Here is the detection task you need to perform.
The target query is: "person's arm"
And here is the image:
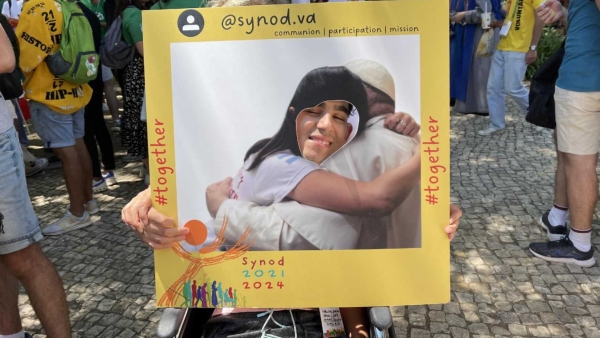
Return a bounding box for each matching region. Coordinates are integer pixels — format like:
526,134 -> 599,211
536,0 -> 568,26
0,24 -> 15,73
340,308 -> 369,338
134,40 -> 144,57
122,187 -> 463,248
383,112 -> 420,137
596,0 -> 600,12
125,9 -> 144,56
526,15 -> 545,65
287,147 -> 421,217
463,0 -> 487,24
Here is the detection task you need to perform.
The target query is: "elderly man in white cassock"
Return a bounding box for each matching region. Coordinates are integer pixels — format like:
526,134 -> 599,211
206,59 -> 422,250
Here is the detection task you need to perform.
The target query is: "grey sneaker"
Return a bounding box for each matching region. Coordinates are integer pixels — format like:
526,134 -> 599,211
42,211 -> 93,236
67,199 -> 100,215
529,237 -> 595,268
477,127 -> 503,136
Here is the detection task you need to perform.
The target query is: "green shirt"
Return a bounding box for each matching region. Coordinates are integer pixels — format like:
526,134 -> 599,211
122,7 -> 143,45
81,0 -> 107,42
150,0 -> 206,10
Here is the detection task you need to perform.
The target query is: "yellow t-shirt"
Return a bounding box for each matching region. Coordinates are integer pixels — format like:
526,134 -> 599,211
16,0 -> 92,114
496,0 -> 544,53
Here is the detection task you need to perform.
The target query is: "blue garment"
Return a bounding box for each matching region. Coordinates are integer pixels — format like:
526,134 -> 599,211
490,0 -> 505,20
557,0 -> 600,92
211,283 -> 218,307
450,0 -> 477,102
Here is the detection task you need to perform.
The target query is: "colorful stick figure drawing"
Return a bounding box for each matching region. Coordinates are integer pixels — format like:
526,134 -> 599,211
195,285 -> 202,307
233,289 -> 238,307
211,281 -> 218,307
192,280 -> 197,307
182,280 -> 191,307
223,287 -> 234,306
201,283 -> 208,307
217,282 -> 224,307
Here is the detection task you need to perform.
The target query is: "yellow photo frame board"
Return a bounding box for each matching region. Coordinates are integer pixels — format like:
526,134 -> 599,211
143,0 -> 449,308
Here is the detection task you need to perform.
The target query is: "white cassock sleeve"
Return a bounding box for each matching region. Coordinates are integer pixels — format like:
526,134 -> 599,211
214,199 -> 361,251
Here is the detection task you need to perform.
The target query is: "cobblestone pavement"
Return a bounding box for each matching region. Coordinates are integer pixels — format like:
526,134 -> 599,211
19,100 -> 600,337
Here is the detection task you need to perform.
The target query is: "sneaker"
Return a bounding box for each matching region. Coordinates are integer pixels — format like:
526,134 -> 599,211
539,210 -> 568,241
139,165 -> 148,178
529,237 -> 596,268
25,157 -> 49,177
42,210 -> 93,236
123,154 -> 142,163
68,199 -> 100,215
46,155 -> 62,169
111,119 -> 121,133
85,199 -> 100,215
93,178 -> 108,193
477,127 -> 503,136
102,102 -> 109,112
102,171 -> 117,185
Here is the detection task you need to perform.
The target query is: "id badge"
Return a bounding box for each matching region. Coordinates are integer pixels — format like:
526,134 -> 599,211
499,20 -> 512,36
319,308 -> 346,338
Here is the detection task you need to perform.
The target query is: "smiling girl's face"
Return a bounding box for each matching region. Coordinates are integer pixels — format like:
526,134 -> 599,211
295,100 -> 353,165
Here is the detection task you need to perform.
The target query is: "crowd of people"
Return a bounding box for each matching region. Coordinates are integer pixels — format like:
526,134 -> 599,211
450,0 -> 600,267
0,0 -> 597,336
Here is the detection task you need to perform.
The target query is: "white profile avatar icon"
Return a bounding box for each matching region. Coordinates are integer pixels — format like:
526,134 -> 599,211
182,15 -> 200,31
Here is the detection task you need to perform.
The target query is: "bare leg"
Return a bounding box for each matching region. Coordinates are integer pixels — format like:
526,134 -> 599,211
75,138 -> 93,203
0,244 -> 71,338
564,152 -> 598,231
53,146 -> 85,217
0,263 -> 22,335
553,131 -> 568,207
104,80 -> 120,122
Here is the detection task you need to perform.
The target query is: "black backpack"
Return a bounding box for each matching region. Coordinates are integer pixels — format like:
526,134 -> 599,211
526,42 -> 566,130
0,15 -> 23,100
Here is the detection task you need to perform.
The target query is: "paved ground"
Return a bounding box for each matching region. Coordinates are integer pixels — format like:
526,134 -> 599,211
19,99 -> 600,337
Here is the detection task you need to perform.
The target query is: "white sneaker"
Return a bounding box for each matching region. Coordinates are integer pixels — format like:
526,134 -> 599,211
477,127 -> 503,136
25,158 -> 49,177
102,171 -> 117,185
123,154 -> 142,163
42,211 -> 92,236
93,178 -> 108,193
67,199 -> 100,215
102,102 -> 109,112
111,119 -> 121,133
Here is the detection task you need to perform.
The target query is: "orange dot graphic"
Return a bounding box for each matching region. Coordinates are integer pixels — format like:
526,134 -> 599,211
184,220 -> 208,246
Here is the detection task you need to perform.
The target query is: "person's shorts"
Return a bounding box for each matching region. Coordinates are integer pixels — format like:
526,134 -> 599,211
29,101 -> 85,149
0,127 -> 42,255
101,64 -> 114,82
555,86 -> 600,155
